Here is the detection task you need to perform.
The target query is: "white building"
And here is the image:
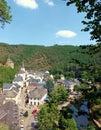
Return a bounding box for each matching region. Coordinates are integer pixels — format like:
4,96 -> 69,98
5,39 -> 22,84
28,86 -> 47,106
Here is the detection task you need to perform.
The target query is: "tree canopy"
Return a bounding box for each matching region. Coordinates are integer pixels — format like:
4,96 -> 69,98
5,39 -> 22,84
0,0 -> 12,28
50,86 -> 69,105
45,78 -> 55,95
66,0 -> 101,44
38,103 -> 59,130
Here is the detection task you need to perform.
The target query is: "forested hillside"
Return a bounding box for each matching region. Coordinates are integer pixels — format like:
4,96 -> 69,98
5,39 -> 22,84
0,43 -> 101,83
0,43 -> 97,68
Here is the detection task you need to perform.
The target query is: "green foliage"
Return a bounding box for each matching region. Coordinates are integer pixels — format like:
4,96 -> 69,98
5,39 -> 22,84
60,107 -> 73,119
0,43 -> 101,83
0,0 -> 12,28
0,66 -> 18,87
54,73 -> 61,81
23,111 -> 28,117
38,103 -> 59,130
66,0 -> 101,44
95,98 -> 101,105
59,106 -> 77,130
50,86 -> 69,105
59,116 -> 77,130
74,85 -> 80,91
45,78 -> 55,95
81,71 -> 88,80
87,125 -> 95,130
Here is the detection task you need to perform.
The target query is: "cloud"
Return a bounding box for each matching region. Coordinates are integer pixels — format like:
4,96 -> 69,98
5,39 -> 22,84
56,30 -> 77,38
43,0 -> 54,6
14,0 -> 38,9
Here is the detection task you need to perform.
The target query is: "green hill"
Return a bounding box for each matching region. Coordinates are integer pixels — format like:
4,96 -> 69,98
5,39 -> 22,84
0,43 -> 94,69
0,43 -> 101,82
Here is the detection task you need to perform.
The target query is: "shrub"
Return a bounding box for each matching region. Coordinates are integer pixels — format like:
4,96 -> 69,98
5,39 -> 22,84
95,98 -> 101,105
23,111 -> 28,117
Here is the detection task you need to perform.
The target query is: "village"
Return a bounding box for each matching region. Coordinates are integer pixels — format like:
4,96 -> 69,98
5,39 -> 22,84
0,58 -> 88,130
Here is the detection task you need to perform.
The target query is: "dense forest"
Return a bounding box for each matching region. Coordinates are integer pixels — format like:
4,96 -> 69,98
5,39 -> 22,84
0,43 -> 101,83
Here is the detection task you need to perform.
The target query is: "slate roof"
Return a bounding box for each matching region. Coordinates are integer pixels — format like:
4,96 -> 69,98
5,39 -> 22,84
29,86 -> 47,99
3,87 -> 18,98
13,76 -> 23,82
64,80 -> 74,86
3,83 -> 13,91
26,77 -> 38,83
37,82 -> 46,87
0,110 -> 7,120
13,83 -> 21,89
27,83 -> 38,91
64,79 -> 80,87
0,101 -> 20,130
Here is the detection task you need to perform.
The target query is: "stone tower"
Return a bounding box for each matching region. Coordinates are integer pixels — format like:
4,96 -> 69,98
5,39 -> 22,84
5,57 -> 14,69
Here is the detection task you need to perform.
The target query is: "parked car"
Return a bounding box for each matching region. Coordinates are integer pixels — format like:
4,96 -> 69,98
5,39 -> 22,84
34,114 -> 38,121
33,122 -> 38,128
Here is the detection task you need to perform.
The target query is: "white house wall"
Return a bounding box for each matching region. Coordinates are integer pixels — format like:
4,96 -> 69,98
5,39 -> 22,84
29,93 -> 47,106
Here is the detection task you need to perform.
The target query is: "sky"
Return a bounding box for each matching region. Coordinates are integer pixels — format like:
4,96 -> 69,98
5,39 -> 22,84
0,0 -> 96,46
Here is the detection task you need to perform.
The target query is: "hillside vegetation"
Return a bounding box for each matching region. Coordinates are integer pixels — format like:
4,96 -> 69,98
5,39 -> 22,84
0,43 -> 101,82
0,43 -> 97,68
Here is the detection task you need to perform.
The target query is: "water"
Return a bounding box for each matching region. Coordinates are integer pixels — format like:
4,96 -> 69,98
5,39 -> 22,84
69,101 -> 89,129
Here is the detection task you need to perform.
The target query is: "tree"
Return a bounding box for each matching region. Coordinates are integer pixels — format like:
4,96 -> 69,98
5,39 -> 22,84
0,0 -> 12,28
81,71 -> 88,81
66,0 -> 101,43
50,86 -> 69,105
38,103 -> 59,130
87,125 -> 95,130
23,111 -> 28,117
59,106 -> 77,130
45,78 -> 55,95
59,116 -> 77,130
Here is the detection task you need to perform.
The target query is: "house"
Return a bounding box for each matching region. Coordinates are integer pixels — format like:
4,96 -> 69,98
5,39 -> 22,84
64,79 -> 80,92
26,77 -> 38,87
17,69 -> 26,81
26,70 -> 46,82
13,76 -> 23,88
3,83 -> 13,91
0,101 -> 19,130
27,83 -> 38,93
28,86 -> 47,106
64,80 -> 75,92
3,84 -> 21,104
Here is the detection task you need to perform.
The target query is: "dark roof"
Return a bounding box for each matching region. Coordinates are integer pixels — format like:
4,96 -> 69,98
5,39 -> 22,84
3,87 -> 18,98
37,82 -> 46,87
29,86 -> 47,99
26,77 -> 38,83
64,80 -> 74,86
13,83 -> 21,89
3,83 -> 12,90
0,110 -> 7,119
0,101 -> 20,130
13,76 -> 23,82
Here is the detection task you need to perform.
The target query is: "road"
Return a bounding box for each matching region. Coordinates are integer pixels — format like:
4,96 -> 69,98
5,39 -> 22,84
18,87 -> 38,130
